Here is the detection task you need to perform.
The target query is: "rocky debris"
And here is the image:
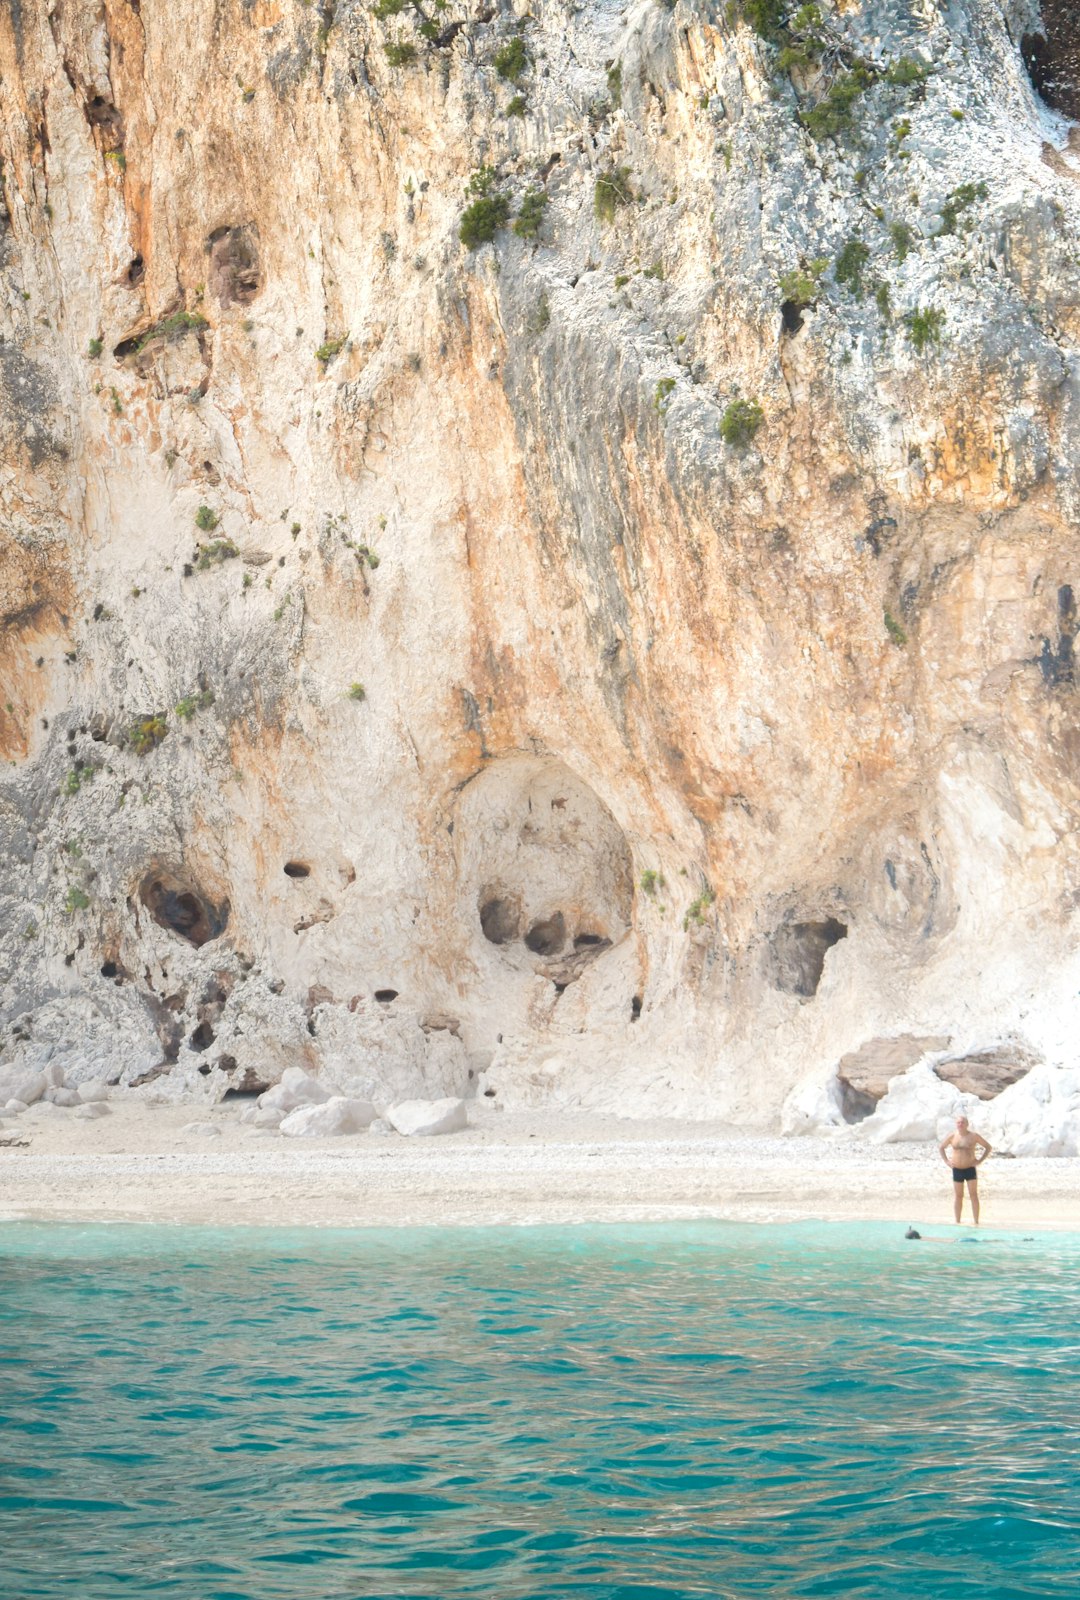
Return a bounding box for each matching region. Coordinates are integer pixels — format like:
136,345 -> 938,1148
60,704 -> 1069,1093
257,1068 -> 331,1115
932,1046 -> 1037,1100
863,1066 -> 966,1144
240,1104 -> 285,1129
836,1035 -> 951,1122
278,1097 -> 377,1138
180,1122 -> 222,1137
77,1080 -> 110,1103
43,1087 -> 80,1107
6,1075 -> 46,1107
368,1118 -> 394,1136
74,1101 -> 110,1120
4,1100 -> 28,1116
386,1098 -> 468,1138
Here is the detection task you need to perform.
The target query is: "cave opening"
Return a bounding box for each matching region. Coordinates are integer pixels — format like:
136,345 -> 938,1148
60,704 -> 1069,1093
189,1021 -> 215,1051
524,912 -> 566,957
780,299 -> 805,336
769,917 -> 848,998
141,871 -> 229,947
374,989 -> 399,1004
480,895 -> 521,945
283,861 -> 311,879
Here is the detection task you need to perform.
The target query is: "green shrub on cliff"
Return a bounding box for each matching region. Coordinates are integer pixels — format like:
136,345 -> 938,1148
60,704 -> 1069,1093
460,192 -> 511,249
594,166 -> 633,224
720,398 -> 764,448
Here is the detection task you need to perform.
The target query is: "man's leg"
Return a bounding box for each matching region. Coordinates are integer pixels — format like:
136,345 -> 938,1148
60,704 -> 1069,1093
953,1179 -> 963,1223
968,1178 -> 980,1225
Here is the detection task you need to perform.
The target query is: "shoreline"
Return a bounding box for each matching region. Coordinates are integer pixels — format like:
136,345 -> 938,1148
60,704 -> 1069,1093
3,1101 -> 1079,1230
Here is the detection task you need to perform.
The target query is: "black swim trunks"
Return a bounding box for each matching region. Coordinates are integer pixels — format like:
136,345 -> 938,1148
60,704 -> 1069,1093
952,1166 -> 978,1183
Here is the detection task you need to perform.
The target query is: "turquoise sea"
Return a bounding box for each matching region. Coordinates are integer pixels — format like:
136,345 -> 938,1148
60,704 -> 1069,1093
2,1221 -> 1078,1599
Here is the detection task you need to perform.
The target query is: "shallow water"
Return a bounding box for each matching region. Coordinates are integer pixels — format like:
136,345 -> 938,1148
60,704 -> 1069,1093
3,1221 -> 1079,1599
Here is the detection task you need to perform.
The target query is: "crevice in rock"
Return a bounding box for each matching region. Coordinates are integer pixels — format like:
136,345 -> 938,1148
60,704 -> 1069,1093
189,1020 -> 215,1052
780,299 -> 805,336
374,988 -> 399,1003
630,995 -> 642,1022
283,860 -> 311,878
207,223 -> 261,306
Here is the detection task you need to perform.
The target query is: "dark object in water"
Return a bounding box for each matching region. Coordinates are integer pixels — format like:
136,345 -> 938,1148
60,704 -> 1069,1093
905,1226 -> 922,1240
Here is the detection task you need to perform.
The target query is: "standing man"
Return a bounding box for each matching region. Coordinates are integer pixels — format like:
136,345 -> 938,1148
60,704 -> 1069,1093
939,1114 -> 993,1224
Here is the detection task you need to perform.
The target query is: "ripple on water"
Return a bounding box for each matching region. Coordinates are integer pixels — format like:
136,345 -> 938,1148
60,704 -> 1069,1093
3,1221 -> 1080,1599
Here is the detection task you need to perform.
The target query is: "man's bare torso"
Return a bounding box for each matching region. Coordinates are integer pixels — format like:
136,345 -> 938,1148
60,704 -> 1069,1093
946,1129 -> 980,1167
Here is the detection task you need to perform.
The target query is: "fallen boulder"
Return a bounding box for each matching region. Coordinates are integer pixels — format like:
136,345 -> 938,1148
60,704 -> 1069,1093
77,1080 -> 110,1103
279,1097 -> 376,1138
9,1074 -> 45,1107
257,1067 -> 332,1115
43,1087 -> 80,1108
933,1045 -> 1037,1101
386,1097 -> 468,1137
836,1034 -> 950,1121
4,1100 -> 28,1116
74,1102 -> 110,1120
181,1122 -> 222,1137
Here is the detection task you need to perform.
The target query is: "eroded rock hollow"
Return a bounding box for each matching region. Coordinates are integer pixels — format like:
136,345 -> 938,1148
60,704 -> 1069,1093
2,0 -> 1080,1131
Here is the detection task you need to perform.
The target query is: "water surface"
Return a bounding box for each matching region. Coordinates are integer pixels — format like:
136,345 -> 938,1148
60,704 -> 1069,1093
3,1221 -> 1078,1598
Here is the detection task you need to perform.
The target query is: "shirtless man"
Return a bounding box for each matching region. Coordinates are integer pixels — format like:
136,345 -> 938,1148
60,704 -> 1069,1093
939,1115 -> 993,1224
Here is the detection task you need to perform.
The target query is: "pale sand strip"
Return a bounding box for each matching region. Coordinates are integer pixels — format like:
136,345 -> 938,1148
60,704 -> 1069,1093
1,1102 -> 1078,1231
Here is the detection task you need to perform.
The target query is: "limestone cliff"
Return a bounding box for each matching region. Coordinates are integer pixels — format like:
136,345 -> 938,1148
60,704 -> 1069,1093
2,0 -> 1080,1132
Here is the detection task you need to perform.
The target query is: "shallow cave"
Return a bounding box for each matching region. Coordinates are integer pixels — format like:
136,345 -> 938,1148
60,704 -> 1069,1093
207,223 -> 262,307
480,894 -> 521,945
374,989 -> 399,1004
524,912 -> 566,957
141,870 -> 229,948
283,861 -> 311,879
769,917 -> 848,999
780,299 -> 805,336
1022,7 -> 1080,120
189,1020 -> 215,1052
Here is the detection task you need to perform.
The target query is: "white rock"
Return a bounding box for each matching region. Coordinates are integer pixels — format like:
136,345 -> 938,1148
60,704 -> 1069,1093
180,1122 -> 222,1137
43,1087 -> 80,1107
781,1074 -> 845,1136
368,1117 -> 394,1136
279,1097 -> 376,1138
43,1063 -> 66,1088
4,1100 -> 28,1116
257,1067 -> 332,1114
254,1106 -> 284,1129
863,1065 -> 965,1144
74,1101 -> 111,1120
77,1080 -> 110,1103
386,1097 -> 468,1137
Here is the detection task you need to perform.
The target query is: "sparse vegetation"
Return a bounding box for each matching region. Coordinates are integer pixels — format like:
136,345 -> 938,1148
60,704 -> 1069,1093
195,539 -> 240,569
460,190 -> 511,249
639,868 -> 665,896
348,682 -> 367,701
654,376 -> 676,415
175,689 -> 215,720
607,62 -> 622,108
127,310 -> 207,356
513,189 -> 547,240
904,305 -> 945,352
88,337 -> 103,359
937,181 -> 988,236
64,886 -> 91,915
720,398 -> 764,448
527,294 -> 551,337
889,220 -> 914,263
195,504 -> 219,532
683,886 -> 715,931
63,765 -> 94,798
884,55 -> 929,87
315,334 -> 348,365
801,66 -> 873,140
384,40 -> 418,66
884,609 -> 908,647
506,94 -> 527,117
494,37 -> 529,83
128,713 -> 168,755
835,237 -> 870,298
594,165 -> 634,225
779,258 -> 827,309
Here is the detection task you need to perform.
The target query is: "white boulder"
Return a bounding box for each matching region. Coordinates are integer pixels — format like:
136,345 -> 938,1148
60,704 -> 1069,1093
9,1074 -> 45,1107
386,1097 -> 468,1137
781,1073 -> 845,1136
862,1064 -> 967,1144
257,1067 -> 332,1115
77,1080 -> 110,1103
978,1066 -> 1080,1157
4,1100 -> 28,1116
279,1097 -> 376,1138
181,1122 -> 222,1137
43,1063 -> 66,1088
74,1101 -> 111,1120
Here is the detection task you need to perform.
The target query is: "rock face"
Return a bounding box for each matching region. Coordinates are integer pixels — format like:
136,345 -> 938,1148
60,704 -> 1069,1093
2,1 -> 1080,1131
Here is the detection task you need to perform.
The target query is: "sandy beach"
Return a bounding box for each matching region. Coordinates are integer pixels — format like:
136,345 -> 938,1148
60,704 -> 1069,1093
2,1100 -> 1078,1230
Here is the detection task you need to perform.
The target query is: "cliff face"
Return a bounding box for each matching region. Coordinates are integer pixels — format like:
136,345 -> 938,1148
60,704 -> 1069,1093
2,0 -> 1080,1127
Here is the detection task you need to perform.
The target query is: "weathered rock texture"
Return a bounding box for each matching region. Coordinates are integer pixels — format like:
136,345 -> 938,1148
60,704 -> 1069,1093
2,0 -> 1080,1132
